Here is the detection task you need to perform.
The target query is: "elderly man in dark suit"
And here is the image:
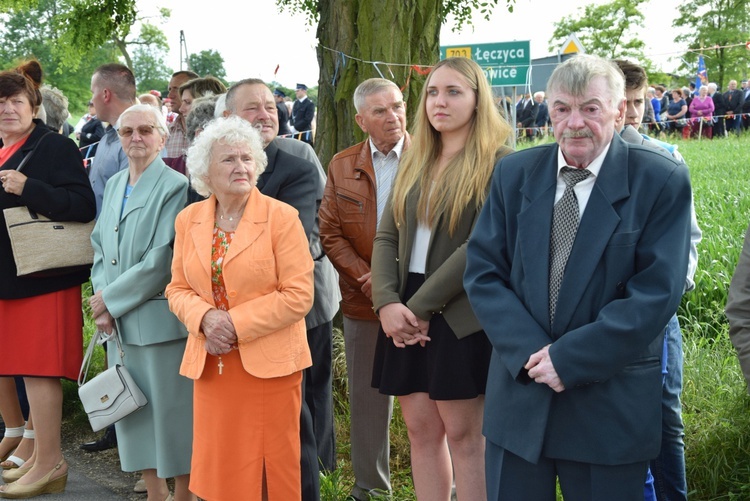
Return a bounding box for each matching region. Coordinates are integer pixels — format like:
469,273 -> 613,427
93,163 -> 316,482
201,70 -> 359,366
724,79 -> 744,135
465,55 -> 692,501
225,79 -> 340,501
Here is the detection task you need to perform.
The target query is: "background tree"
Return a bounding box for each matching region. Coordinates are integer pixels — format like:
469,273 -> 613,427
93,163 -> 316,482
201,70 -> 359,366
548,0 -> 647,60
111,11 -> 171,71
277,0 -> 514,168
672,0 -> 750,90
132,44 -> 171,95
188,49 -> 227,83
0,0 -> 118,114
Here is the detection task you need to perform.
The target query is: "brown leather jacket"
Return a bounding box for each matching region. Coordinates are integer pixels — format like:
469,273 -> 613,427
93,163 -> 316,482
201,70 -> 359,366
319,136 -> 409,320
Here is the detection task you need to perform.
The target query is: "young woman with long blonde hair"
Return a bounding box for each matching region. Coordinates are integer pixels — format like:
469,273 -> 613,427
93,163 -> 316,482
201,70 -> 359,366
371,57 -> 513,500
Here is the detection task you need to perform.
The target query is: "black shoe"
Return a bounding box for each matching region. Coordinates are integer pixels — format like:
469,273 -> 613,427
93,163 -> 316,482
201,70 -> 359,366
79,426 -> 117,452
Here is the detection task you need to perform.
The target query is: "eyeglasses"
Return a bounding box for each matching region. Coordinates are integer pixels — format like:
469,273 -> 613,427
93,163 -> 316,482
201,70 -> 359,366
118,125 -> 156,137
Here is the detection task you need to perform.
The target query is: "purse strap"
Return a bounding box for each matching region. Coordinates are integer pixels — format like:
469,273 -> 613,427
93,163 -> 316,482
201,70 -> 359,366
77,328 -> 126,387
14,130 -> 52,173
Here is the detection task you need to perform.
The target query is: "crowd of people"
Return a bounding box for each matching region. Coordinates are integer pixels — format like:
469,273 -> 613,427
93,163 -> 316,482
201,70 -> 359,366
0,51 -> 746,501
513,75 -> 750,142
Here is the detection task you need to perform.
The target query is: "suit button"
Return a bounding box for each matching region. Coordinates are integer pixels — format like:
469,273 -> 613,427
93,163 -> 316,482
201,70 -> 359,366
228,291 -> 237,298
111,259 -> 117,265
114,226 -> 118,232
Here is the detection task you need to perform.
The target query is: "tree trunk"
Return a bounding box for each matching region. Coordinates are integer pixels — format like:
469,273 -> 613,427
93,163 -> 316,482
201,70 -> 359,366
315,0 -> 442,169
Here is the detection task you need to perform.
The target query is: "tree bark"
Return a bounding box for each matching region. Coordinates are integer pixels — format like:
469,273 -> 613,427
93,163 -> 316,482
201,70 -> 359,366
315,0 -> 442,169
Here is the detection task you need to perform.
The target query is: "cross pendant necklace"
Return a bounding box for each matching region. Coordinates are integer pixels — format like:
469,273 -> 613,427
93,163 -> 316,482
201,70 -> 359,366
218,357 -> 224,375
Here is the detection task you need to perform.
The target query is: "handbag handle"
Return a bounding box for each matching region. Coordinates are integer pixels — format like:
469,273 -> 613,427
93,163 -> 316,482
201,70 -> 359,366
14,130 -> 52,173
77,328 -> 126,387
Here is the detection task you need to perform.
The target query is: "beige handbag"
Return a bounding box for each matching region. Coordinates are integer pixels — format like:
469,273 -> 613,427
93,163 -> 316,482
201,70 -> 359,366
3,206 -> 95,276
2,131 -> 95,276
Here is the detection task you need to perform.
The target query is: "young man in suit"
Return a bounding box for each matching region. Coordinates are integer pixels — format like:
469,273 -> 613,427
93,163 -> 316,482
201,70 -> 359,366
291,83 -> 316,146
465,55 -> 693,501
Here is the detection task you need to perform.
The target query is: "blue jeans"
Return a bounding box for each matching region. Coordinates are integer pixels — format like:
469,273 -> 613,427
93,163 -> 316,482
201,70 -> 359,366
650,315 -> 687,501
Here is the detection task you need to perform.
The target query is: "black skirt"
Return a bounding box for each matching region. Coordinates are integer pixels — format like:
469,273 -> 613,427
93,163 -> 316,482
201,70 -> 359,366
371,273 -> 491,400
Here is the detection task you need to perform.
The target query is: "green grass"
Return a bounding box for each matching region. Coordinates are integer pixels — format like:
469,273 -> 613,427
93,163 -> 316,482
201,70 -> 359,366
63,132 -> 750,500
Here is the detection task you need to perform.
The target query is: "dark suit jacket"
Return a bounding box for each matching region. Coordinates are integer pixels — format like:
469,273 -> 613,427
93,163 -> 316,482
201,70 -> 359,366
277,102 -> 292,136
534,101 -> 549,128
712,91 -> 727,116
516,99 -> 537,127
291,98 -> 315,133
0,121 -> 95,299
464,135 -> 692,465
724,89 -> 744,114
259,141 -> 318,238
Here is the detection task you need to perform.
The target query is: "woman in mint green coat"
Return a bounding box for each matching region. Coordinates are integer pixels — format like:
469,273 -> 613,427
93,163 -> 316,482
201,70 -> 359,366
90,104 -> 192,501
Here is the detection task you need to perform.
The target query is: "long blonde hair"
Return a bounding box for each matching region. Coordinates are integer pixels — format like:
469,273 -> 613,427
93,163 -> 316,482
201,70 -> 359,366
390,57 -> 512,235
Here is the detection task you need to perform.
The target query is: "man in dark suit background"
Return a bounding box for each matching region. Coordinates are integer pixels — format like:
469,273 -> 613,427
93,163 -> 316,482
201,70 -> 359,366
225,79 -> 340,501
274,88 -> 292,136
464,55 -> 692,500
515,92 -> 537,139
724,79 -> 744,135
291,83 -> 316,146
533,91 -> 549,137
708,82 -> 727,138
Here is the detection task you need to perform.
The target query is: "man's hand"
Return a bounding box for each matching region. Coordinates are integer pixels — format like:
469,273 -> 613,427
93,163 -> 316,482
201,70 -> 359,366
357,272 -> 372,300
525,344 -> 565,393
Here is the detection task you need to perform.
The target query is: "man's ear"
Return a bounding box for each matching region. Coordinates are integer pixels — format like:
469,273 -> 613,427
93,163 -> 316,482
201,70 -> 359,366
223,109 -> 231,118
355,114 -> 367,134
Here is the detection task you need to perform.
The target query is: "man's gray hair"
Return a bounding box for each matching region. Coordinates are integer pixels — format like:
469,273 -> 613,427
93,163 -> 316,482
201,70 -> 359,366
40,85 -> 70,131
708,82 -> 718,92
225,78 -> 266,114
116,103 -> 169,138
546,54 -> 625,108
186,116 -> 268,198
353,78 -> 402,113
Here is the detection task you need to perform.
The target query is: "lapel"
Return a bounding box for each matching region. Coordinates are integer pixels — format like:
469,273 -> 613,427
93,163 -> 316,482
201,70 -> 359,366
516,144 -> 558,327
223,188 -> 267,267
552,135 -> 630,334
109,157 -> 165,221
190,195 -> 217,282
258,141 -> 279,191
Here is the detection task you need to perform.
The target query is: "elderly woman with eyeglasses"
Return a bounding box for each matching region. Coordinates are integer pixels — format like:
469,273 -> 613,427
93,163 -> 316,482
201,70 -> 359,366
90,103 -> 193,501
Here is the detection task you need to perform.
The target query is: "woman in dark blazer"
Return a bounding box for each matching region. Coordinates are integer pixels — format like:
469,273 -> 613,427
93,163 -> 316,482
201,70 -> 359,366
0,61 -> 95,498
370,57 -> 513,500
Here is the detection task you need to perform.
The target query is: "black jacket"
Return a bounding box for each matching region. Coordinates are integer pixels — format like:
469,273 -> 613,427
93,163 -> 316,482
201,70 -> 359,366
0,120 -> 96,298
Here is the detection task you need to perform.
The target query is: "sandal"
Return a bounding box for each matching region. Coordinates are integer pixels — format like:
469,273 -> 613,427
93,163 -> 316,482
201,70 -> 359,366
0,428 -> 34,469
0,424 -> 24,463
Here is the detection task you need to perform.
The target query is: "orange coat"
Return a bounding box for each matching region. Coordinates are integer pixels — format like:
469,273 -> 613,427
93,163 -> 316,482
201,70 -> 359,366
166,189 -> 314,380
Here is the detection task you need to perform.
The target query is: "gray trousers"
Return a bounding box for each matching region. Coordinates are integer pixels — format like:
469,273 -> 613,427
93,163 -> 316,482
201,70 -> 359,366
343,317 -> 393,498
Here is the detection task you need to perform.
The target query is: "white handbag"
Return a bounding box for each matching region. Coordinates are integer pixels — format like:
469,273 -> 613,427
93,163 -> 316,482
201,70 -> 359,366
77,329 -> 148,432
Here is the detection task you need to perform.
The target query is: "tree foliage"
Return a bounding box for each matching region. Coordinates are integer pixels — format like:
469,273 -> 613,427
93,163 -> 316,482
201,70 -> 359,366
276,0 -> 515,168
132,45 -> 170,95
188,49 -> 227,82
548,0 -> 647,60
672,0 -> 750,90
0,0 -> 118,113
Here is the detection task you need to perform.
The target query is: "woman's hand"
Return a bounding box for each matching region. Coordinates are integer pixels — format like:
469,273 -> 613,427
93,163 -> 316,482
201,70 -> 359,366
0,170 -> 27,196
89,291 -> 108,318
378,303 -> 431,348
94,311 -> 115,335
201,309 -> 238,355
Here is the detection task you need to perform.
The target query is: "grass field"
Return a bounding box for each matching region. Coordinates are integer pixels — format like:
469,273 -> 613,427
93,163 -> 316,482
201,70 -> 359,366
65,132 -> 750,500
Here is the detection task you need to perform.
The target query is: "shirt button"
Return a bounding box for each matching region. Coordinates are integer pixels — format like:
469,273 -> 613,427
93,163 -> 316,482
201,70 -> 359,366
111,259 -> 117,265
114,226 -> 118,232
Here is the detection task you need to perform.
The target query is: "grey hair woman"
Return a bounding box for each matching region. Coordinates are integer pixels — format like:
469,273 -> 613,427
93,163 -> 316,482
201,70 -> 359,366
185,95 -> 219,142
186,115 -> 267,198
167,115 -> 313,499
90,102 -> 192,500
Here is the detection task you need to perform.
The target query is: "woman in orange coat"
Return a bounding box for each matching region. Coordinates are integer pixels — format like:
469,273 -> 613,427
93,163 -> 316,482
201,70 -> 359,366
166,116 -> 314,501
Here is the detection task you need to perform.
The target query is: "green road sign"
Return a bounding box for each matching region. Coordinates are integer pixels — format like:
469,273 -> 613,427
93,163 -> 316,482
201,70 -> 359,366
440,41 -> 531,87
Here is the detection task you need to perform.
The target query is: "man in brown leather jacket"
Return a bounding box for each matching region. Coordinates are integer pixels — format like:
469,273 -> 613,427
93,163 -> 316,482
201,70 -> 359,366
319,78 -> 409,501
